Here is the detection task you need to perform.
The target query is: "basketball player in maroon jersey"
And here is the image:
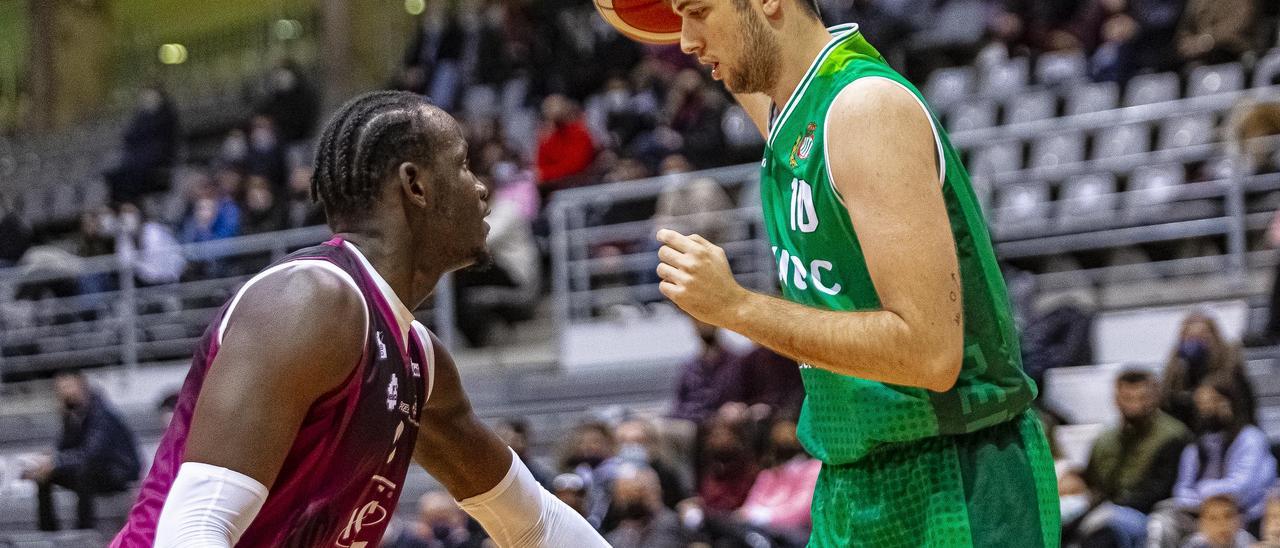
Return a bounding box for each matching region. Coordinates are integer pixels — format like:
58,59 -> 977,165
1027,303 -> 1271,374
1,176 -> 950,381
112,91 -> 607,547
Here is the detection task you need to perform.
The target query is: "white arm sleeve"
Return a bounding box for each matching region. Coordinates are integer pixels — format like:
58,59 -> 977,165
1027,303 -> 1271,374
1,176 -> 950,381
154,462 -> 269,548
457,449 -> 609,548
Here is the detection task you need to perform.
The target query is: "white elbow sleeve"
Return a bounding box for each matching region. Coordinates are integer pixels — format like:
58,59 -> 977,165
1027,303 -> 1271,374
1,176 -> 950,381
457,449 -> 608,548
154,462 -> 269,548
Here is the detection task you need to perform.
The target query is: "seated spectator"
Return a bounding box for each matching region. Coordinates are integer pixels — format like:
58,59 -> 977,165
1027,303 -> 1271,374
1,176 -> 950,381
1182,495 -> 1255,548
1146,374 -> 1276,547
116,202 -> 186,287
255,60 -> 319,149
495,417 -> 555,489
285,164 -> 324,228
604,464 -> 690,548
1020,297 -> 1095,390
669,316 -> 743,423
239,175 -> 287,235
697,416 -> 760,515
1071,369 -> 1193,547
104,85 -> 178,205
181,184 -> 241,278
535,94 -> 596,202
552,473 -> 591,520
1074,0 -> 1185,81
384,489 -> 485,548
1161,312 -> 1254,427
735,346 -> 805,420
612,417 -> 691,511
561,421 -> 619,529
0,193 -> 32,267
75,207 -> 118,297
733,419 -> 819,546
1176,0 -> 1258,66
22,370 -> 140,531
245,115 -> 288,189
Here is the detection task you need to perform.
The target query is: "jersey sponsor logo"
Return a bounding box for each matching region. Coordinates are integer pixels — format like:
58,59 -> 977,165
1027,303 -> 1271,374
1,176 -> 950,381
789,122 -> 817,167
789,178 -> 819,233
410,360 -> 420,378
376,331 -> 388,360
386,374 -> 399,411
772,246 -> 842,296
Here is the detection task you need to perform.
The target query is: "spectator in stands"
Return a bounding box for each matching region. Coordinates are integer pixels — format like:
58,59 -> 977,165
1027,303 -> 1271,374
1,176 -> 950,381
732,419 -> 819,546
612,417 -> 691,511
116,202 -> 186,287
1176,0 -> 1260,66
1070,369 -> 1193,547
255,60 -> 319,149
22,370 -> 140,531
535,94 -> 596,203
495,417 -> 555,489
661,69 -> 727,169
285,164 -> 323,228
1074,0 -> 1185,81
239,175 -> 287,235
246,115 -> 288,190
552,473 -> 591,519
404,0 -> 464,110
669,316 -> 743,423
604,464 -> 690,548
104,85 -> 179,205
1020,295 -> 1096,390
735,346 -> 806,420
386,490 -> 485,548
1146,374 -> 1277,547
1161,312 -> 1254,427
75,207 -> 118,297
1226,100 -> 1280,176
1182,495 -> 1256,548
181,183 -> 241,278
0,193 -> 32,267
697,415 -> 760,515
562,421 -> 619,529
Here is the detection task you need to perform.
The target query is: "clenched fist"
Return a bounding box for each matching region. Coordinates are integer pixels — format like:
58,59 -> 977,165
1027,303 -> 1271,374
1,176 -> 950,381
655,228 -> 749,326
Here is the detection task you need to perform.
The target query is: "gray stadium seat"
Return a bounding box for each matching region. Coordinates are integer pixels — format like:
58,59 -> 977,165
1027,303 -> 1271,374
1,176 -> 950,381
1123,72 -> 1180,106
1093,123 -> 1151,159
1157,114 -> 1217,150
969,142 -> 1022,176
924,66 -> 976,110
947,100 -> 998,132
1030,132 -> 1086,169
1035,51 -> 1088,85
1124,163 -> 1186,210
1254,49 -> 1280,87
981,57 -> 1031,97
1004,90 -> 1057,125
1187,63 -> 1245,97
994,182 -> 1051,235
1066,82 -> 1120,115
1058,173 -> 1119,229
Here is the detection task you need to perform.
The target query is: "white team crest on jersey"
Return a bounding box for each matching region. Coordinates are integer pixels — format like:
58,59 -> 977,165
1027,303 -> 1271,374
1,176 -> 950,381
410,361 -> 421,378
386,374 -> 399,411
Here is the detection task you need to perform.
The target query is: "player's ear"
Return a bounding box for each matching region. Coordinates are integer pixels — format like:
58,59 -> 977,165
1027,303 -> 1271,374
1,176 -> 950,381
398,161 -> 431,209
761,0 -> 782,18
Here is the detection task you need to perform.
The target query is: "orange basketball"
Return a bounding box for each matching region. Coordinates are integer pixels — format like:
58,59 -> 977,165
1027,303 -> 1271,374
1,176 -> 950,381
594,0 -> 682,45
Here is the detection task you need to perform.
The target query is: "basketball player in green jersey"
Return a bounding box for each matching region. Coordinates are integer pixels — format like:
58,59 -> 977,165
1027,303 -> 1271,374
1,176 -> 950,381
643,0 -> 1061,546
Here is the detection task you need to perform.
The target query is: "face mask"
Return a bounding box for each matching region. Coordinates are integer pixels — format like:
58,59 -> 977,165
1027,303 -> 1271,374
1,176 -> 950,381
430,524 -> 453,540
1060,494 -> 1090,523
223,136 -> 248,160
618,442 -> 648,463
98,212 -> 118,235
1197,413 -> 1229,433
616,500 -> 652,522
606,89 -> 630,110
119,212 -> 141,234
273,70 -> 297,92
1179,340 -> 1210,369
251,128 -> 277,151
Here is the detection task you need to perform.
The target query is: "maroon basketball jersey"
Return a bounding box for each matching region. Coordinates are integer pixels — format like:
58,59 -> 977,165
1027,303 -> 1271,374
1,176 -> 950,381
113,237 -> 433,547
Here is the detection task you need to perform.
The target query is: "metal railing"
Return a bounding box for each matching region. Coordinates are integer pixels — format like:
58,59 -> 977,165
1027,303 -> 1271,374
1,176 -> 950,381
0,225 -> 454,383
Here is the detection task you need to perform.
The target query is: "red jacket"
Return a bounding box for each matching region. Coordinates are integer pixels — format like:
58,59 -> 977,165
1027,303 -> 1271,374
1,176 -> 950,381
536,120 -> 595,186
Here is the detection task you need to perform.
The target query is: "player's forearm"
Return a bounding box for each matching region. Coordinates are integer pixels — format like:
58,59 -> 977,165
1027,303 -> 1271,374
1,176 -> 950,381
724,291 -> 961,391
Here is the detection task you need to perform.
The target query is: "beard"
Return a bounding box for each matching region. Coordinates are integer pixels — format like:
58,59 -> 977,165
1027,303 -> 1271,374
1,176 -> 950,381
725,6 -> 782,95
462,247 -> 494,272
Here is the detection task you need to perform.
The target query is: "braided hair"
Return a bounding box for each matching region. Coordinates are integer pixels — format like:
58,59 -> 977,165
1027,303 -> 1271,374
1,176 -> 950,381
311,91 -> 441,221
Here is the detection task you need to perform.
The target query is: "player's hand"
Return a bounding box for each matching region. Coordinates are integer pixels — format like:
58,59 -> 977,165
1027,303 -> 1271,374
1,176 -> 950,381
656,229 -> 748,326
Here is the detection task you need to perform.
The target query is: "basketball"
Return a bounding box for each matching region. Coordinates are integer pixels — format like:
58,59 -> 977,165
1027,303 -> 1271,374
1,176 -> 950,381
594,0 -> 682,45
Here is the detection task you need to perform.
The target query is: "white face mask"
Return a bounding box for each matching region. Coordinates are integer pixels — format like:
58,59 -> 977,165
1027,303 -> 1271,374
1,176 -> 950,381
251,128 -> 277,151
223,135 -> 248,160
98,212 -> 118,236
119,212 -> 141,234
1060,494 -> 1090,523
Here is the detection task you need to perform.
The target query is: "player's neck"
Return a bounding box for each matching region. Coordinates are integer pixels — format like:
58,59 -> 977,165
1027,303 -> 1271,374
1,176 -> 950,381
767,19 -> 835,110
337,230 -> 443,310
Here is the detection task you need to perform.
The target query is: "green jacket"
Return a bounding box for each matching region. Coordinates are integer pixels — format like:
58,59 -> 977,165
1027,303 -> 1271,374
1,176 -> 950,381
1084,411 -> 1192,513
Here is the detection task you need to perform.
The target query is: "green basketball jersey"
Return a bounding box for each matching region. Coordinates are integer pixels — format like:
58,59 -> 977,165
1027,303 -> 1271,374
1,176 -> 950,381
759,24 -> 1037,465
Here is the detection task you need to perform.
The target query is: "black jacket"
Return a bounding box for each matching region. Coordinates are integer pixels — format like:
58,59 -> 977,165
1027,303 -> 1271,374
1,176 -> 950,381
53,392 -> 141,489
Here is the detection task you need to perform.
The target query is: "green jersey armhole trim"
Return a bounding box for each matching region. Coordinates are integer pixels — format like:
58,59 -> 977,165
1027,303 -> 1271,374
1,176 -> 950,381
822,77 -> 947,207
766,23 -> 860,149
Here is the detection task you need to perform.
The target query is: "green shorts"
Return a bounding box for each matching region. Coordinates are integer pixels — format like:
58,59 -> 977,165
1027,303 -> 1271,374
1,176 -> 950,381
809,410 -> 1060,547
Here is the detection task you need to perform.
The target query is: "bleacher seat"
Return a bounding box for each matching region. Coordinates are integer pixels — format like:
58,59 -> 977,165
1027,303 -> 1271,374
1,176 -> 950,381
923,66 -> 976,110
1004,90 -> 1056,124
1057,173 -> 1119,230
1093,123 -> 1151,159
969,142 -> 1022,176
1034,51 -> 1088,85
1254,49 -> 1280,87
1030,132 -> 1086,169
980,58 -> 1031,97
1187,63 -> 1246,97
1124,163 -> 1186,216
1157,113 -> 1217,150
947,100 -> 998,131
1066,81 -> 1120,115
994,182 -> 1050,234
1124,72 -> 1181,106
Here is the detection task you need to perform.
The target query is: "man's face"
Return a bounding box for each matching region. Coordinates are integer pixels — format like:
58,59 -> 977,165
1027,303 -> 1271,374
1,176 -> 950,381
677,0 -> 781,95
1115,380 -> 1157,423
410,118 -> 490,270
1200,500 -> 1241,546
54,375 -> 86,408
